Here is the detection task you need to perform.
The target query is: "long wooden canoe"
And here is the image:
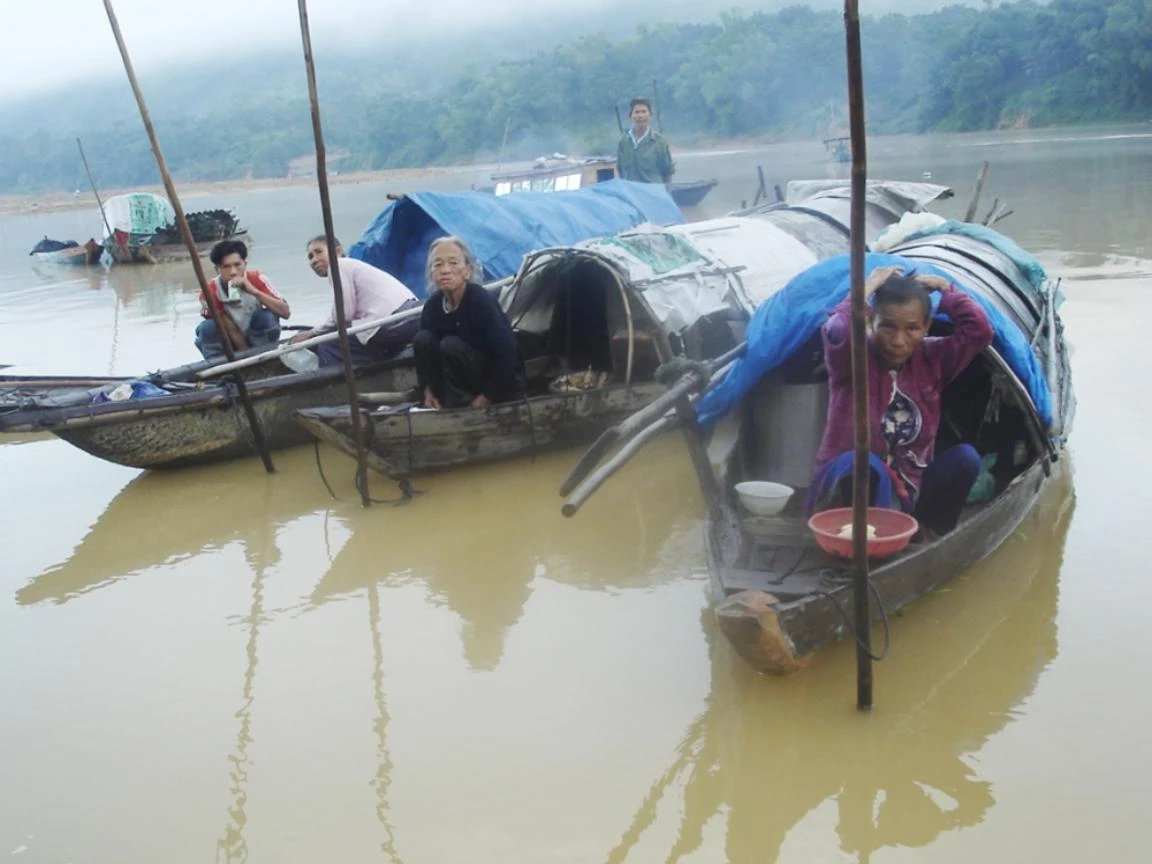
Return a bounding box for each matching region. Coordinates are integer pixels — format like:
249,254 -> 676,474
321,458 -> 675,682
297,381 -> 667,479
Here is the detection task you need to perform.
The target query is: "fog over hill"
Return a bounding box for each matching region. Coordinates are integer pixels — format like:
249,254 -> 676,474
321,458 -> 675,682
7,0 -> 1141,196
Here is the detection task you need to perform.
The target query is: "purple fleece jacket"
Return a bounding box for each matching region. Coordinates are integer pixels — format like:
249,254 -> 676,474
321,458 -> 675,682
813,289 -> 994,496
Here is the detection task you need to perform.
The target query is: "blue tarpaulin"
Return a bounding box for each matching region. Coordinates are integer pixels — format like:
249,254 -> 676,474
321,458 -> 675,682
694,252 -> 1053,428
348,180 -> 684,297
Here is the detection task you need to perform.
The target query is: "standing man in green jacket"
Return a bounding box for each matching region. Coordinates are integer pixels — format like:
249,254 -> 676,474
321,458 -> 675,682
616,98 -> 675,184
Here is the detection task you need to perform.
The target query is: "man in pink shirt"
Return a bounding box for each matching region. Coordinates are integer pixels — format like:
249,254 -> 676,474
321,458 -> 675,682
292,235 -> 421,367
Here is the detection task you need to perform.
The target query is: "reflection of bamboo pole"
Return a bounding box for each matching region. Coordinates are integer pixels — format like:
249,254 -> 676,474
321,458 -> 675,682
100,0 -> 276,473
843,0 -> 874,709
296,0 -> 372,505
215,536 -> 268,862
368,583 -> 405,864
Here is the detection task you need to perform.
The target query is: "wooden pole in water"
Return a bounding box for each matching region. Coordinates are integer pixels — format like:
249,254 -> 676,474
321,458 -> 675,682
76,138 -> 114,241
296,0 -> 373,506
100,0 -> 276,474
844,0 -> 873,710
965,160 -> 991,223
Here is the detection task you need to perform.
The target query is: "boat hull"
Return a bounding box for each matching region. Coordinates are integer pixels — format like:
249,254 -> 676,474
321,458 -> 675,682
668,179 -> 719,207
49,362 -> 416,469
298,381 -> 667,478
105,231 -> 252,265
708,455 -> 1065,674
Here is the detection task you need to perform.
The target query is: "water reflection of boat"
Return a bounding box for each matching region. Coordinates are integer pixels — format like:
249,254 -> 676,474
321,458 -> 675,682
309,444 -> 701,671
15,458 -> 329,607
605,476 -> 1073,863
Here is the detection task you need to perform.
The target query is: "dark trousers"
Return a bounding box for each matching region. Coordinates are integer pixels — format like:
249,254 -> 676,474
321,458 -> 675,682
315,301 -> 421,367
813,443 -> 981,537
413,331 -> 486,408
194,309 -> 280,360
914,444 -> 982,536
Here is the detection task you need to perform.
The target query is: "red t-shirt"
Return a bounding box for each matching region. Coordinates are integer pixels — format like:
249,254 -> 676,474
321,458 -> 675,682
199,269 -> 283,318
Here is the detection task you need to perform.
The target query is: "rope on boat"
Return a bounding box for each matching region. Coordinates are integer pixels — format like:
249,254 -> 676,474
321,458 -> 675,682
813,570 -> 892,662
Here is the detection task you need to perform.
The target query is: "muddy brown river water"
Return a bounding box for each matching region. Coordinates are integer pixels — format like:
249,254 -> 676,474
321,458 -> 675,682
1,126 -> 1150,862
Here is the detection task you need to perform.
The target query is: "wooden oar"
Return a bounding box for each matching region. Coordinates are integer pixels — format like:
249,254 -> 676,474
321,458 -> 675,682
844,0 -> 874,710
559,342 -> 745,497
562,414 -> 677,517
101,0 -> 275,473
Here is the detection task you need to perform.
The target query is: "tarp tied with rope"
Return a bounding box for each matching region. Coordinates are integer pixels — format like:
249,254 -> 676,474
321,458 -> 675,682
348,180 -> 684,297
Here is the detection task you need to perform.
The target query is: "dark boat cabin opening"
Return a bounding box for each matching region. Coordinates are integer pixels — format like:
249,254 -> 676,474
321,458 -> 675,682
505,256 -> 664,395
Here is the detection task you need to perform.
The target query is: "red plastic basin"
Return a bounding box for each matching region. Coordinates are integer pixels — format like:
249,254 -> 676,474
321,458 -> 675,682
807,507 -> 919,560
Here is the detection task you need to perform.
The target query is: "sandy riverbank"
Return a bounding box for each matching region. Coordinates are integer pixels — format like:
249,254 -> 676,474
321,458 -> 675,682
0,163 -> 494,218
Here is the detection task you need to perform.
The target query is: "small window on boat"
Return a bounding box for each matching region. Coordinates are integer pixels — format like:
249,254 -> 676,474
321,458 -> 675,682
495,182 -> 512,196
556,173 -> 581,191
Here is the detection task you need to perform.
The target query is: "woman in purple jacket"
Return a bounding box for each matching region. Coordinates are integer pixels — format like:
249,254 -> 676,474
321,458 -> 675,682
810,265 -> 995,537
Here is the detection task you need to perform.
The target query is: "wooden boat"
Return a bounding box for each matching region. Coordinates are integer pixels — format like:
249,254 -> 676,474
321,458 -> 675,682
28,237 -> 103,267
668,178 -> 719,207
297,180 -> 952,479
105,229 -> 253,265
298,379 -> 668,478
687,229 -> 1075,674
99,193 -> 251,265
490,154 -> 719,208
824,136 -> 852,163
0,343 -> 417,469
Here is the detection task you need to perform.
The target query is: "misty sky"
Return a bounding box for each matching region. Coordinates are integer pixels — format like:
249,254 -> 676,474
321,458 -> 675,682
2,0 -> 977,101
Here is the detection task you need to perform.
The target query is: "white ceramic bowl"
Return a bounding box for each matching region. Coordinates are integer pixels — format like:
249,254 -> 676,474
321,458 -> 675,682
734,481 -> 795,517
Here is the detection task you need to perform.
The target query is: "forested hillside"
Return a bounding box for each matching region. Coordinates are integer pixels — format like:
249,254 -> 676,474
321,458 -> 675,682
2,0 -> 1148,193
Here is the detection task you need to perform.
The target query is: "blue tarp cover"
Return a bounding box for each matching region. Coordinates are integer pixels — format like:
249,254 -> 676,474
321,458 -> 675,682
348,179 -> 683,297
695,252 -> 1053,428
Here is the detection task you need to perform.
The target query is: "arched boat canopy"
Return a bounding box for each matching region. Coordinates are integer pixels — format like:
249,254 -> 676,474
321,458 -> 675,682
347,179 -> 684,297
695,232 -> 1067,434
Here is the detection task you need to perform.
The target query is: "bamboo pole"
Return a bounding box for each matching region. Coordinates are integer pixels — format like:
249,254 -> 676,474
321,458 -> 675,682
196,305 -> 421,379
614,104 -> 624,136
297,0 -> 372,506
76,138 -> 114,241
100,0 -> 275,473
965,161 -> 991,223
844,0 -> 873,710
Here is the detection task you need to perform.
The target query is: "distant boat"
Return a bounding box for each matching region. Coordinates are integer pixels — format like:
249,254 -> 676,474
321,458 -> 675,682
489,154 -> 718,208
28,236 -> 103,267
823,136 -> 851,163
99,192 -> 250,265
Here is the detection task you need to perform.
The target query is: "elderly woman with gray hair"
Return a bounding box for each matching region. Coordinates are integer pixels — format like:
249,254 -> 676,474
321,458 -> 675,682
413,236 -> 524,409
